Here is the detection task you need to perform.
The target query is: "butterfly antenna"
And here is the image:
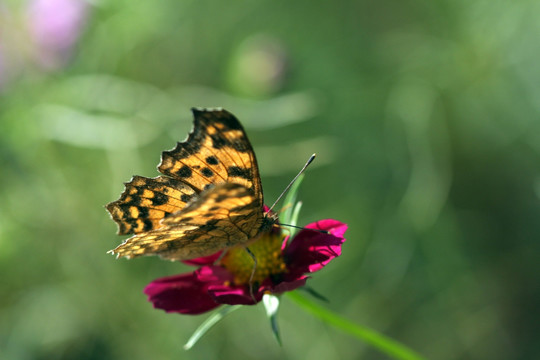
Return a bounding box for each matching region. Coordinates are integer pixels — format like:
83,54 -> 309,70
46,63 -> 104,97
280,223 -> 330,234
267,153 -> 317,214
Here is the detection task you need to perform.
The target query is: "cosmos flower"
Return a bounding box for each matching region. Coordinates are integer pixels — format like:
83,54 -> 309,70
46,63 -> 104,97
26,0 -> 89,69
144,219 -> 347,315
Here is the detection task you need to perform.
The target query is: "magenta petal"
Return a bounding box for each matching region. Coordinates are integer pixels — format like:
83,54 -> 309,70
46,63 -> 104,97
144,273 -> 220,315
208,285 -> 262,305
195,265 -> 234,282
182,251 -> 222,266
270,276 -> 308,294
285,219 -> 347,274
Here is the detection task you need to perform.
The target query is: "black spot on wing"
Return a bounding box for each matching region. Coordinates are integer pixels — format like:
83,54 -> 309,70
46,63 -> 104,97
199,223 -> 218,232
124,219 -> 138,231
117,204 -> 148,219
201,167 -> 214,177
227,166 -> 251,179
138,207 -> 149,218
205,156 -> 219,165
176,165 -> 193,178
119,223 -> 129,234
180,194 -> 193,202
193,108 -> 244,130
210,133 -> 229,149
215,113 -> 243,130
152,192 -> 169,206
231,140 -> 250,152
142,219 -> 153,231
118,197 -> 140,207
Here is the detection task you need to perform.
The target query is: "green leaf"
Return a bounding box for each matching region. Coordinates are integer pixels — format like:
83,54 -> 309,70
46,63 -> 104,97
286,291 -> 426,360
280,173 -> 304,226
300,286 -> 329,302
263,294 -> 282,346
287,200 -> 303,238
183,305 -> 241,350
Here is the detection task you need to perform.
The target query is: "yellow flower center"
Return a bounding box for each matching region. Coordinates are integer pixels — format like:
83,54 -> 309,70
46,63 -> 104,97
219,231 -> 287,285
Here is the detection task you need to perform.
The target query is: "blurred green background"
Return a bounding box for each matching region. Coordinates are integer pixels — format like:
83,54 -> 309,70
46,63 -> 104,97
1,0 -> 539,359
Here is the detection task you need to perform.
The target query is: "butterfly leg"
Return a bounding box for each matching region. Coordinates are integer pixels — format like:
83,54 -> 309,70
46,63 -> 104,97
215,249 -> 229,264
244,247 -> 258,303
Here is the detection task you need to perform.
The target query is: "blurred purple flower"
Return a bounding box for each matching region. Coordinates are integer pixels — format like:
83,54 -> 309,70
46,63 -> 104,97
144,219 -> 347,315
26,0 -> 88,69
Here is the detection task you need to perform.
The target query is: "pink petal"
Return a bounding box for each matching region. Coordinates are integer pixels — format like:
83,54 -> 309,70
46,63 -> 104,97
182,252 -> 222,266
208,284 -> 263,305
285,220 -> 347,274
195,265 -> 234,283
270,276 -> 308,294
144,272 -> 220,315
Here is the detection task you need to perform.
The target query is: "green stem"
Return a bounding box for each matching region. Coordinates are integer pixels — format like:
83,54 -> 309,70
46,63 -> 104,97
184,305 -> 241,350
287,291 -> 426,360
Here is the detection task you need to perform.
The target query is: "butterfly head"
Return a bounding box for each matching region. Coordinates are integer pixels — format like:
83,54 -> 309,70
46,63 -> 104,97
262,208 -> 280,232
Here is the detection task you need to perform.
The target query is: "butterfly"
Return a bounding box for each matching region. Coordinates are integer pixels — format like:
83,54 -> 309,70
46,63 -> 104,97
106,108 -> 277,261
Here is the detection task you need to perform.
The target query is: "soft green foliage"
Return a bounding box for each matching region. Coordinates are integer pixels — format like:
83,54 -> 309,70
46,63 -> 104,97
287,291 -> 425,360
1,1 -> 539,359
184,306 -> 241,350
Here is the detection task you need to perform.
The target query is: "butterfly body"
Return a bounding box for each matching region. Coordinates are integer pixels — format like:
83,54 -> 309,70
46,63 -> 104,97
107,108 -> 273,261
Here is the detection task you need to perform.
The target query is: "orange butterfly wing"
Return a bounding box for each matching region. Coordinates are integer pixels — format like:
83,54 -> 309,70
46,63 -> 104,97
106,108 -> 268,261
